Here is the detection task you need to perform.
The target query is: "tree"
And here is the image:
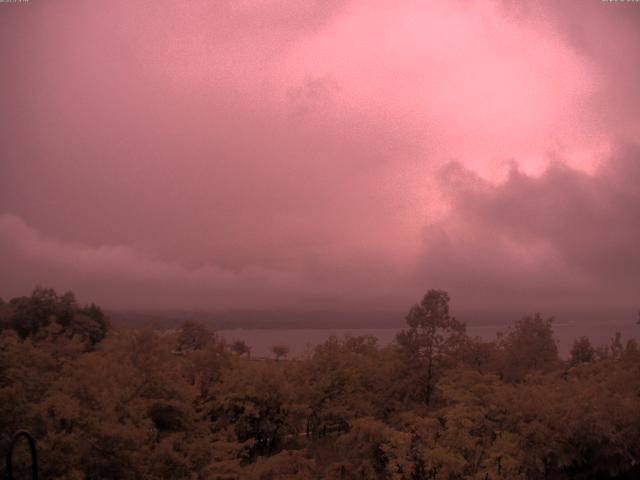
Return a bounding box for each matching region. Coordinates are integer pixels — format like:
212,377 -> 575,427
5,287 -> 109,347
73,303 -> 109,347
272,344 -> 289,361
0,298 -> 12,332
569,336 -> 595,365
9,286 -> 59,338
595,331 -> 626,361
609,331 -> 624,359
182,338 -> 230,399
459,336 -> 495,374
211,361 -> 295,459
497,313 -> 559,381
302,335 -> 390,435
230,339 -> 251,359
176,321 -> 215,352
396,290 -> 466,405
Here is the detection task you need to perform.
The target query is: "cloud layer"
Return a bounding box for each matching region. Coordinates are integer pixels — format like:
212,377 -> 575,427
418,144 -> 640,309
1,0 -> 639,312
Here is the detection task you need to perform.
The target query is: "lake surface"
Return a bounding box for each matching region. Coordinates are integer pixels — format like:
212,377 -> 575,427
218,322 -> 640,359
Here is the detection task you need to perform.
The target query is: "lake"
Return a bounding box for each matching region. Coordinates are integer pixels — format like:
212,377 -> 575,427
218,322 -> 640,359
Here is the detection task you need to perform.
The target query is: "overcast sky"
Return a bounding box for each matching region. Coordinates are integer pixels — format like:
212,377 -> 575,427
1,0 -> 639,313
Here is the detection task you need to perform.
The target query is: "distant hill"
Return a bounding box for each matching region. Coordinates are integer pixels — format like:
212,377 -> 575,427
107,306 -> 638,330
107,309 -> 404,330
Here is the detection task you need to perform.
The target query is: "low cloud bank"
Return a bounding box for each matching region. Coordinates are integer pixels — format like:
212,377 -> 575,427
2,145 -> 639,313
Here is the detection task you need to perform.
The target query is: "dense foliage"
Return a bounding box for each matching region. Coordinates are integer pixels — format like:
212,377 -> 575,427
1,288 -> 639,479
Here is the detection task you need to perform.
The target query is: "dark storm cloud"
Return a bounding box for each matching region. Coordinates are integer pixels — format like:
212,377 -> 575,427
418,144 -> 640,308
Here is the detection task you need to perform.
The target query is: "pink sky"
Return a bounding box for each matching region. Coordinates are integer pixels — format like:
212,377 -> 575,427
1,0 -> 639,312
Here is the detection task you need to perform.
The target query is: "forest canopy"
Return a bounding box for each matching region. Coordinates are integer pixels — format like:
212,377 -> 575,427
1,287 -> 639,479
